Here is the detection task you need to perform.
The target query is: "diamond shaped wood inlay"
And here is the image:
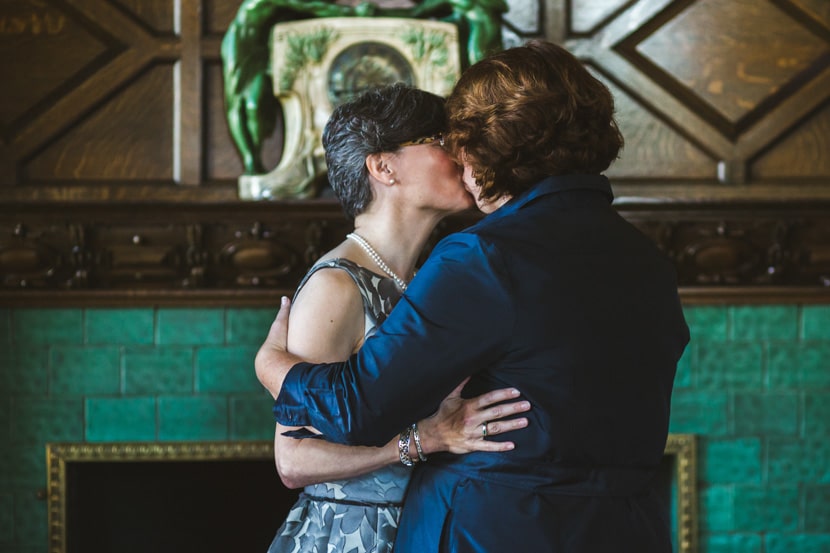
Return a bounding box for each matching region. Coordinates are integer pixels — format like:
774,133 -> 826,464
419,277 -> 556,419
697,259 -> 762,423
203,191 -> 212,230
790,0 -> 830,30
570,0 -> 634,34
0,1 -> 118,140
625,0 -> 829,138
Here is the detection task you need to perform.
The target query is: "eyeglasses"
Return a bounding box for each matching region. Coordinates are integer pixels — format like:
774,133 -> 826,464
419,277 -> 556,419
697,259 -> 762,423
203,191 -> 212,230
397,133 -> 444,148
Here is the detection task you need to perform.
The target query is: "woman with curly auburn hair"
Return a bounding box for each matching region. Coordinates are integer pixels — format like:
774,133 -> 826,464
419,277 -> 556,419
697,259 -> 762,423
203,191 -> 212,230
445,38 -> 624,210
259,41 -> 689,553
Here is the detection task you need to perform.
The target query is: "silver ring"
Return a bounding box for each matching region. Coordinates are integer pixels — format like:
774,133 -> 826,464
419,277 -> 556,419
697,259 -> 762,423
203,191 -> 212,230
481,422 -> 488,438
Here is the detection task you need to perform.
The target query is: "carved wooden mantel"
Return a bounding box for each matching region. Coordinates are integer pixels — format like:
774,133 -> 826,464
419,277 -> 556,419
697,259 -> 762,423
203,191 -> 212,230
2,190 -> 829,306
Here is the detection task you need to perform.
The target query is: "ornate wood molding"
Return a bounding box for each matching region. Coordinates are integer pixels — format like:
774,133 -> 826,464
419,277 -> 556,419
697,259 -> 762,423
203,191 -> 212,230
1,200 -> 829,306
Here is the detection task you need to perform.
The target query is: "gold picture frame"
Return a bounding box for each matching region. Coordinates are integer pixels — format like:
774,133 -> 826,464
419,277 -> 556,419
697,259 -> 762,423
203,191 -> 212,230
664,433 -> 699,553
46,441 -> 274,553
47,435 -> 697,553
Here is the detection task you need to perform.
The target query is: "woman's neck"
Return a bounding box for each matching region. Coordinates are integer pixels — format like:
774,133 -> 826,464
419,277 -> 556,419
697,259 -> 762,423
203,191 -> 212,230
350,209 -> 442,282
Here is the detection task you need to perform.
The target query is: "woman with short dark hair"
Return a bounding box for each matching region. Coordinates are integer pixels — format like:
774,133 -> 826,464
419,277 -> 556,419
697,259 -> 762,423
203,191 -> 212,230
265,83 -> 530,553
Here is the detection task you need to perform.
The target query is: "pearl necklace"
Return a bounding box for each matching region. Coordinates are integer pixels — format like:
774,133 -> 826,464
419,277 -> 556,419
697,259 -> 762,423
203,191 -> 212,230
346,232 -> 409,291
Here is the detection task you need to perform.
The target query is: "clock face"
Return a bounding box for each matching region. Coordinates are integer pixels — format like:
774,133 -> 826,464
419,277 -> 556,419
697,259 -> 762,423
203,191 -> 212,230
327,42 -> 415,107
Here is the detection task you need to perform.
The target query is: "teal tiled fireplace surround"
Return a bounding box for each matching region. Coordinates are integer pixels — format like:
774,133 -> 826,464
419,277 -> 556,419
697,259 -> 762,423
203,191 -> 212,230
1,305 -> 829,552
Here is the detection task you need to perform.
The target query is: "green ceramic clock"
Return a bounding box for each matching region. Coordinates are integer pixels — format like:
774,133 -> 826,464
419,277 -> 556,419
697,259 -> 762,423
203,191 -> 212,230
327,41 -> 416,107
237,17 -> 461,200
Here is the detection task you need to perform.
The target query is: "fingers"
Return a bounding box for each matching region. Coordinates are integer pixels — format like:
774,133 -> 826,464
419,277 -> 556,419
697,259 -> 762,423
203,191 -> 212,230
276,296 -> 291,324
474,387 -> 522,409
479,398 -> 531,423
267,296 -> 292,347
482,417 -> 528,437
469,437 -> 518,452
446,377 -> 471,400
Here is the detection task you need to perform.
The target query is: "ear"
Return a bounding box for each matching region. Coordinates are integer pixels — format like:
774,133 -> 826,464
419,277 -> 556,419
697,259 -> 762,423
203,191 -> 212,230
366,153 -> 397,186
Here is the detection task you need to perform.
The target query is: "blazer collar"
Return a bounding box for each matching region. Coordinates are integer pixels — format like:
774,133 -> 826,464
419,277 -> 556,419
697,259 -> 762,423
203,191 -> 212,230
484,174 -> 614,222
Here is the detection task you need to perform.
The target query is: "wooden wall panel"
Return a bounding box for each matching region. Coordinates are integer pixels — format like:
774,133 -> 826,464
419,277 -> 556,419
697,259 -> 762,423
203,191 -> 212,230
601,76 -> 716,180
108,0 -> 176,33
1,0 -> 829,303
751,99 -> 830,179
23,64 -> 176,181
0,0 -> 247,192
561,0 -> 830,194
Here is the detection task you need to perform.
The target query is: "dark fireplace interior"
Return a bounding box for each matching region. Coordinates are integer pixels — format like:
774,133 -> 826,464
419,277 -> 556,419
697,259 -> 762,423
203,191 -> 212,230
65,459 -> 300,553
57,455 -> 686,553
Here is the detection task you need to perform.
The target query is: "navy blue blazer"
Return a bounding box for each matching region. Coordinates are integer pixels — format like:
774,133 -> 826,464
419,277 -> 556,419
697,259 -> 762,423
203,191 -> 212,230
275,174 -> 690,552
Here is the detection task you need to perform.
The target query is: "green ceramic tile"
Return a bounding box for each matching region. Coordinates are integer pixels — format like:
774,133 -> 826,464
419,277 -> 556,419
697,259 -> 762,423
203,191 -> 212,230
733,485 -> 799,532
13,492 -> 47,549
766,534 -> 830,553
700,485 -> 734,532
768,438 -> 830,484
768,343 -> 830,389
12,309 -> 83,345
156,308 -> 224,345
86,397 -> 156,442
196,346 -> 260,393
805,485 -> 830,532
11,398 -> 83,444
0,443 -> 7,488
799,345 -> 830,388
50,346 -> 120,396
1,346 -> 49,396
702,533 -> 762,553
0,546 -> 43,553
231,395 -> 276,440
684,306 -> 728,342
731,306 -> 798,340
673,344 -> 693,389
226,308 -> 278,345
0,309 -> 10,347
123,347 -> 193,395
697,343 -> 763,390
1,546 -> 42,553
0,398 -> 8,443
86,308 -> 154,345
734,393 -> 798,436
802,305 -> 830,340
0,445 -> 46,491
0,492 -> 11,542
701,438 -> 762,484
669,391 -> 729,435
806,393 -> 830,436
158,396 -> 228,441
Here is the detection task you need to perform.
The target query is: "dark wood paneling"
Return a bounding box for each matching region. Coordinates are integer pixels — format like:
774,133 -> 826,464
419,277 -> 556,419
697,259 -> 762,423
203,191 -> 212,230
1,201 -> 829,306
563,0 -> 830,189
2,0 -> 829,303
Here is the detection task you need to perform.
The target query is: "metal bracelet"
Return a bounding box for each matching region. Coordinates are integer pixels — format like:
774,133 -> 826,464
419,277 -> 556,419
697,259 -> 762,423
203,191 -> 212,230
412,423 -> 428,462
398,425 -> 415,467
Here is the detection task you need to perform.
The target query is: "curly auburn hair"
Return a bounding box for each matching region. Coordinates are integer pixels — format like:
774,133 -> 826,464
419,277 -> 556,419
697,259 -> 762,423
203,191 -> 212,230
445,40 -> 624,201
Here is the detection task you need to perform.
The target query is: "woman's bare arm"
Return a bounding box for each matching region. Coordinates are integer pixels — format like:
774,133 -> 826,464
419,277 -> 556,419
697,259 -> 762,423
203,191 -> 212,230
271,278 -> 531,488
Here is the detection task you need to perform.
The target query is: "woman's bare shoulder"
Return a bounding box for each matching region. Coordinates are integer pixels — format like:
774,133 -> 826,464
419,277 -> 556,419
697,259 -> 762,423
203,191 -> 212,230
288,259 -> 366,360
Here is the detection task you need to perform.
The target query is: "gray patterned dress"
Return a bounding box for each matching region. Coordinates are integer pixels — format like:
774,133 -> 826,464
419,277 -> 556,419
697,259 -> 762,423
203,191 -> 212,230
268,258 -> 410,553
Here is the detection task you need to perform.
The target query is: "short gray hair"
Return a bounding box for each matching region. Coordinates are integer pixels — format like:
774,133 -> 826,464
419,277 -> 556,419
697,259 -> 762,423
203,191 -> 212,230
322,83 -> 447,219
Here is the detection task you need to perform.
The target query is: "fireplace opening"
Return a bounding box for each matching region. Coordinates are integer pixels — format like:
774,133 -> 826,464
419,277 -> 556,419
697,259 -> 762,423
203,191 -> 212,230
47,442 -> 299,553
48,436 -> 698,553
66,459 -> 296,552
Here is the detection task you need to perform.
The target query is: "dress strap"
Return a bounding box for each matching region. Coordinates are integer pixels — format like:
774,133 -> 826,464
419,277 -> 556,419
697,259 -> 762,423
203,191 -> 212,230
293,258 -> 400,325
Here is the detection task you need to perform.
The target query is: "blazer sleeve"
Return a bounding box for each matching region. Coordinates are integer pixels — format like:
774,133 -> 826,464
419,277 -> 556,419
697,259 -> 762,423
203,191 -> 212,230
273,232 -> 515,446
